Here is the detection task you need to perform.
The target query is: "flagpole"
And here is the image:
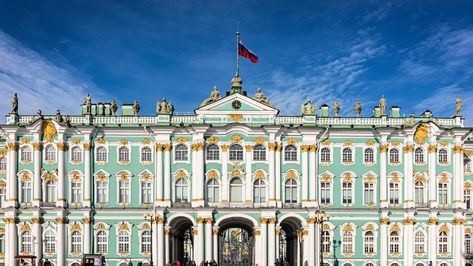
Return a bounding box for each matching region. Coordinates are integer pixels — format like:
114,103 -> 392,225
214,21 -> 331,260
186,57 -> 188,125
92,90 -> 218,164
236,32 -> 240,76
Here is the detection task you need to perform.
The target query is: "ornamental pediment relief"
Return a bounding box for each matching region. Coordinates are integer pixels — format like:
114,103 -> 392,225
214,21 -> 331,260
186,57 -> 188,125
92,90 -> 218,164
195,93 -> 278,116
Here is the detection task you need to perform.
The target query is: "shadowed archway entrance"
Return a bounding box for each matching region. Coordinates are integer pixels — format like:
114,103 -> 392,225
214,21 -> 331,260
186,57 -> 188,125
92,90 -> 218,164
218,218 -> 255,266
279,217 -> 304,266
169,216 -> 194,265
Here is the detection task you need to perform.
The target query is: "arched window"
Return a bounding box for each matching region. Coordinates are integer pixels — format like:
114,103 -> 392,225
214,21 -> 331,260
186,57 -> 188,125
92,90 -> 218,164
365,263 -> 375,266
415,263 -> 425,266
342,181 -> 353,204
118,146 -> 130,162
20,181 -> 32,204
438,231 -> 448,253
0,233 -> 4,255
465,233 -> 472,255
71,263 -> 80,266
230,178 -> 243,202
364,231 -> 375,254
71,181 -> 82,203
141,181 -> 152,204
438,148 -> 448,163
44,229 -> 56,253
45,144 -> 56,161
20,231 -> 32,253
96,230 -> 108,253
438,182 -> 448,205
320,147 -> 331,163
71,230 -> 82,253
96,180 -> 108,204
206,179 -> 219,203
175,178 -> 189,203
229,144 -> 243,161
20,146 -> 32,162
141,230 -> 151,253
175,144 -> 188,161
118,180 -> 130,204
391,264 -> 400,266
322,230 -> 331,253
342,231 -> 353,253
465,157 -> 472,172
414,231 -> 425,253
118,231 -> 130,253
45,180 -> 56,203
415,181 -> 425,207
71,146 -> 82,162
414,147 -> 424,163
364,148 -> 374,163
389,181 -> 399,205
439,263 -> 448,266
206,144 -> 219,160
0,157 -> 6,170
284,179 -> 298,203
96,146 -> 107,162
253,179 -> 266,203
389,149 -> 399,163
284,145 -> 297,161
141,147 -> 152,163
389,231 -> 400,254
465,187 -> 472,209
342,148 -> 353,163
253,145 -> 266,161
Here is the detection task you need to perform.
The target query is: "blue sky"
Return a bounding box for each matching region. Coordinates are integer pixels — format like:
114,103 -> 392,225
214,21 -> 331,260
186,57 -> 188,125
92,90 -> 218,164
1,1 -> 473,124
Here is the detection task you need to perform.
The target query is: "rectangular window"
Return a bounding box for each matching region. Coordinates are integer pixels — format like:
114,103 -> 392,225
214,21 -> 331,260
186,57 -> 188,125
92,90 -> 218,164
141,182 -> 152,204
342,182 -> 352,204
71,182 -> 82,203
21,181 -> 31,203
465,189 -> 472,209
364,182 -> 374,205
96,181 -> 108,204
0,188 -> 5,208
439,183 -> 448,205
389,182 -> 399,205
321,182 -> 331,204
119,181 -> 130,204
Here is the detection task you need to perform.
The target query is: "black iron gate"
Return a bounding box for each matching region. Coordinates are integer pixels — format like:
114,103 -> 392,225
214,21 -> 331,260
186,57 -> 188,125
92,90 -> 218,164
219,228 -> 254,266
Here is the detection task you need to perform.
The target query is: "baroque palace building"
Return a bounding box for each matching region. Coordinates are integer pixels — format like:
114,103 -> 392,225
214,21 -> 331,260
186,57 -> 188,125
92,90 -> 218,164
0,75 -> 473,266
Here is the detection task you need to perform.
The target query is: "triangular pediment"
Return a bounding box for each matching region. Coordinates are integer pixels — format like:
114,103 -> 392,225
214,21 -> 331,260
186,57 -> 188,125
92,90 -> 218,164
195,93 -> 278,115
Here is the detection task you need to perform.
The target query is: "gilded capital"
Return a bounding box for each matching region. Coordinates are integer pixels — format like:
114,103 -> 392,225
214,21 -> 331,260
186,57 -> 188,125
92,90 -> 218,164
268,143 -> 277,151
82,217 -> 91,224
259,218 -> 268,224
427,218 -> 438,225
221,144 -> 228,152
55,217 -> 68,224
454,145 -> 464,154
403,218 -> 415,225
379,144 -> 388,153
83,143 -> 91,151
32,142 -> 42,151
164,143 -> 172,151
156,144 -> 163,151
6,142 -> 18,151
301,145 -> 309,152
428,144 -> 437,153
245,145 -> 253,152
32,217 -> 42,224
56,142 -> 68,151
309,144 -> 318,152
380,218 -> 390,225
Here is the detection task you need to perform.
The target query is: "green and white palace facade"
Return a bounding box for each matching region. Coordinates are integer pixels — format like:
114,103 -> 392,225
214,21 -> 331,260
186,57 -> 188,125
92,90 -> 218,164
1,76 -> 473,266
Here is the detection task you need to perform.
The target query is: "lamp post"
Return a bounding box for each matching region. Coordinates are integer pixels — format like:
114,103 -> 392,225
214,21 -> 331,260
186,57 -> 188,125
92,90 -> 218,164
144,212 -> 156,266
331,239 -> 341,266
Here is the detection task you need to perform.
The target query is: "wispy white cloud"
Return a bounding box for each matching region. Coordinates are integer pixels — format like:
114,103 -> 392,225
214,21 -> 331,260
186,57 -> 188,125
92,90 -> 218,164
0,30 -> 107,116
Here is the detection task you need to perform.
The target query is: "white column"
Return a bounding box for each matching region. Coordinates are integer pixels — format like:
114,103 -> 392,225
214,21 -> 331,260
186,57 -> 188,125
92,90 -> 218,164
197,219 -> 205,264
213,227 -> 219,262
275,227 -> 280,260
403,217 -> 414,266
33,142 -> 42,207
380,142 -> 388,208
33,217 -> 42,263
314,220 -> 321,266
163,144 -> 171,206
254,228 -> 261,266
83,217 -> 91,254
428,144 -> 437,208
221,145 -> 229,203
6,142 -> 18,208
152,219 -> 159,266
156,145 -> 163,204
261,219 -> 268,266
268,218 -> 276,265
5,215 -> 17,266
83,142 -> 91,207
428,215 -> 437,265
56,142 -> 66,207
191,142 -> 205,207
302,229 -> 309,266
165,227 -> 171,265
453,215 -> 465,266
309,145 -> 317,203
275,144 -> 281,206
403,142 -> 414,208
453,143 -> 464,208
301,146 -> 309,204
245,146 -> 252,204
268,144 -> 276,206
157,218 -> 165,266
205,218 -> 213,262
56,217 -> 66,266
308,219 -> 315,266
379,217 -> 388,266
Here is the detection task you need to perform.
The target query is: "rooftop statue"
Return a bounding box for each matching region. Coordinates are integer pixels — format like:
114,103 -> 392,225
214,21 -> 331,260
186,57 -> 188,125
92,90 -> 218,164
333,101 -> 340,117
379,95 -> 386,115
301,99 -> 316,115
200,86 -> 221,107
157,97 -> 174,115
111,99 -> 118,116
132,100 -> 140,116
455,95 -> 462,116
55,110 -> 63,123
84,94 -> 92,114
354,101 -> 362,117
254,88 -> 272,107
11,93 -> 18,114
32,110 -> 43,123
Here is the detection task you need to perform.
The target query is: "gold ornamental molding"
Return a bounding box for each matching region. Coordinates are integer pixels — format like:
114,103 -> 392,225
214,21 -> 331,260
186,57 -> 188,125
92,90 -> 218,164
41,120 -> 57,142
163,143 -> 172,151
403,144 -> 414,153
207,136 -> 219,144
309,144 -> 318,152
428,144 -> 437,153
142,138 -> 151,145
255,137 -> 265,145
454,145 -> 464,154
379,144 -> 388,153
403,218 -> 416,225
155,143 -> 163,151
245,145 -> 253,152
301,145 -> 309,152
380,218 -> 390,225
268,143 -> 277,151
439,224 -> 449,232
82,217 -> 91,224
0,150 -> 6,157
83,143 -> 91,151
228,114 -> 244,121
390,141 -> 400,146
191,142 -> 205,151
321,139 -> 331,146
254,169 -> 266,180
175,169 -> 188,179
366,139 -> 376,146
414,123 -> 429,145
207,169 -> 219,179
6,142 -> 18,151
119,139 -> 129,145
453,218 -> 467,225
96,138 -> 106,144
286,170 -> 297,179
231,135 -> 242,143
56,217 -> 68,224
287,137 -> 297,145
56,142 -> 67,151
221,144 -> 228,152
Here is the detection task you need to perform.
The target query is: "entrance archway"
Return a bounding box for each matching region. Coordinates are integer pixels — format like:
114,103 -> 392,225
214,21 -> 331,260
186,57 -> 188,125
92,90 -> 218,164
279,217 -> 304,266
218,217 -> 255,266
168,216 -> 194,265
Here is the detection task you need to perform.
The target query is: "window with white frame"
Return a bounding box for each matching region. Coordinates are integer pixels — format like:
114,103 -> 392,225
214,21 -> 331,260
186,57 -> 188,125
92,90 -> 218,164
366,263 -> 375,266
465,233 -> 472,255
96,230 -> 108,253
253,144 -> 266,161
175,178 -> 189,203
342,231 -> 353,253
342,181 -> 353,204
174,144 -> 188,161
20,230 -> 32,253
45,144 -> 56,161
342,148 -> 353,163
438,231 -> 448,253
0,157 -> 6,170
415,181 -> 425,207
206,144 -> 219,160
322,230 -> 331,253
71,146 -> 82,162
465,188 -> 472,209
96,146 -> 107,162
364,182 -> 374,205
0,233 -> 4,254
45,180 -> 56,203
21,181 -> 32,203
71,230 -> 82,253
465,157 -> 472,173
389,149 -> 399,163
118,230 -> 130,253
364,148 -> 374,163
141,230 -> 151,253
439,263 -> 448,266
389,182 -> 399,205
141,147 -> 152,163
44,229 -> 56,253
118,180 -> 130,204
320,147 -> 331,163
321,181 -> 331,204
389,231 -> 400,254
284,179 -> 298,203
253,179 -> 266,203
230,178 -> 243,202
284,145 -> 297,161
414,147 -> 424,164
0,187 -> 5,208
118,146 -> 130,162
414,231 -> 425,253
438,149 -> 448,164
71,181 -> 82,203
96,180 -> 108,204
206,179 -> 219,203
364,231 -> 375,254
141,181 -> 152,204
20,146 -> 32,162
229,144 -> 243,161
438,182 -> 448,205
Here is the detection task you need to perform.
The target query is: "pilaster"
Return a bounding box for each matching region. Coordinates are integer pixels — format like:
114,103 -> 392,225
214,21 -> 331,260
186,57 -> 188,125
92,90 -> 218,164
155,144 -> 164,204
301,145 -> 309,205
428,212 -> 438,265
4,212 -> 17,266
191,141 -> 205,207
83,216 -> 91,254
56,140 -> 66,208
379,134 -> 389,208
268,142 -> 276,207
428,142 -> 438,208
32,140 -> 42,207
245,145 -> 253,204
403,138 -> 414,208
163,143 -> 171,207
453,137 -> 464,208
6,141 -> 18,208
157,215 -> 165,266
205,217 -> 213,262
83,141 -> 91,207
379,213 -> 389,266
55,214 -> 67,266
260,218 -> 268,266
213,226 -> 219,262
267,217 -> 276,265
403,214 -> 415,266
